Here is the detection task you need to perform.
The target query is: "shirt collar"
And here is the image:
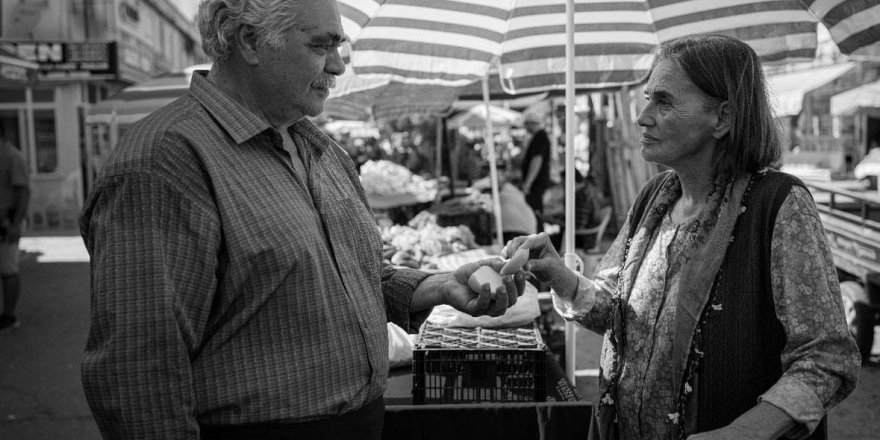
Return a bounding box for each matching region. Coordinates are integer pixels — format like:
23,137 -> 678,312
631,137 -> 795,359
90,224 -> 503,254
189,70 -> 331,157
189,70 -> 271,145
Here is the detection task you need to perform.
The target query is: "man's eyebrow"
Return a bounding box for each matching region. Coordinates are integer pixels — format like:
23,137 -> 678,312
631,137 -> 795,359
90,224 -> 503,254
305,30 -> 348,44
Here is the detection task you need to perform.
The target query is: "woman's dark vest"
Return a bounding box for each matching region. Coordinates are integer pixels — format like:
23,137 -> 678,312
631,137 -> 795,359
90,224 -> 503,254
629,171 -> 826,439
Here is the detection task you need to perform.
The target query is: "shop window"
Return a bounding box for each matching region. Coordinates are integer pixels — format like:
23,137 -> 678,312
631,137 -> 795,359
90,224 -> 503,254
32,88 -> 54,103
0,88 -> 26,103
87,84 -> 99,103
120,3 -> 140,23
0,110 -> 22,151
34,109 -> 57,173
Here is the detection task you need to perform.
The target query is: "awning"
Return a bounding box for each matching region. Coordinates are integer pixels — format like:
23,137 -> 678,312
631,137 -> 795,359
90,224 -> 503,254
766,63 -> 855,117
86,65 -> 211,125
831,79 -> 880,116
0,47 -> 37,83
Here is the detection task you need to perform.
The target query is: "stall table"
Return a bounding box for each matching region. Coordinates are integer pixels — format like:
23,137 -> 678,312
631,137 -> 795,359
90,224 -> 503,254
383,354 -> 592,439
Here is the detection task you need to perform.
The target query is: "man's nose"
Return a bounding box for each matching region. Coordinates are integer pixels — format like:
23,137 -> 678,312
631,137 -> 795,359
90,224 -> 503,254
327,47 -> 345,76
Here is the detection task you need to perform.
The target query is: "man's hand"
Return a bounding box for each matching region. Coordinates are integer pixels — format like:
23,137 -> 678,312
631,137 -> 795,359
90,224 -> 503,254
444,257 -> 526,317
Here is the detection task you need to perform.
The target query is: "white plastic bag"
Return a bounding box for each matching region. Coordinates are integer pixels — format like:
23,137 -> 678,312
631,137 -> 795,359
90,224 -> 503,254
426,282 -> 540,328
387,322 -> 416,369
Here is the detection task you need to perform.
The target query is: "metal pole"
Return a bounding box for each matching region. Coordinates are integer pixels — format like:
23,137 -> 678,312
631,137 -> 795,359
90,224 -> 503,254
563,0 -> 578,386
482,74 -> 504,247
435,115 -> 443,180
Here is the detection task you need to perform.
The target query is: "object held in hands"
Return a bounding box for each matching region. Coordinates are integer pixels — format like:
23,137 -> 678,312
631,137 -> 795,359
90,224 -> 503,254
500,248 -> 529,275
468,266 -> 505,295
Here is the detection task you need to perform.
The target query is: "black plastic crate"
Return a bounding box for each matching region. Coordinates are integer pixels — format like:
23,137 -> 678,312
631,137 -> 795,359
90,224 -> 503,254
412,323 -> 546,404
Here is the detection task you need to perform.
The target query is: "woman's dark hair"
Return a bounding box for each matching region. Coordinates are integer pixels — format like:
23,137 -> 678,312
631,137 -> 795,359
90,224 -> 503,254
652,34 -> 781,179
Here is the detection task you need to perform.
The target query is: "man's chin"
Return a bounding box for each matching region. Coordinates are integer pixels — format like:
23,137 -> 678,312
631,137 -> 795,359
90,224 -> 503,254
304,101 -> 326,118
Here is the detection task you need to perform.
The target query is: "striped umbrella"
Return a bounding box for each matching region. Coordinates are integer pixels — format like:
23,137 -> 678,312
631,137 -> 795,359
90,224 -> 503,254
326,67 -> 463,120
341,0 -> 880,93
326,65 -> 532,121
339,0 -> 880,382
88,63 -> 394,123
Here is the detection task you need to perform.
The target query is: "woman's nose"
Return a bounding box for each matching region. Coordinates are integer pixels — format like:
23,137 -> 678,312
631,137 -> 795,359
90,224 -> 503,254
636,106 -> 653,127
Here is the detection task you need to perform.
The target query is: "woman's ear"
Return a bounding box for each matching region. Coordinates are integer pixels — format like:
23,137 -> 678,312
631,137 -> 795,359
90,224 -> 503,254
236,24 -> 260,65
712,101 -> 731,140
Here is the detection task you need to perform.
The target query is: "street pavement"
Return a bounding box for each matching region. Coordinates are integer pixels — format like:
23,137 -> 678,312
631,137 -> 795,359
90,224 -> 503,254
1,237 -> 878,439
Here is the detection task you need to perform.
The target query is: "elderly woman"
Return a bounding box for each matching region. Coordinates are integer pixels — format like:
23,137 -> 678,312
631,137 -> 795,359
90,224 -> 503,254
504,34 -> 860,440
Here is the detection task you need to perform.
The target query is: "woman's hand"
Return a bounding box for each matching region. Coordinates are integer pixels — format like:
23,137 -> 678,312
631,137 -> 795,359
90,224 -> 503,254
502,233 -> 579,299
444,258 -> 526,317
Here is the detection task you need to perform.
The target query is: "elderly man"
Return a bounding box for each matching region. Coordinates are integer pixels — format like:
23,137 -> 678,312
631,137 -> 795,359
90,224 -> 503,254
79,1 -> 524,439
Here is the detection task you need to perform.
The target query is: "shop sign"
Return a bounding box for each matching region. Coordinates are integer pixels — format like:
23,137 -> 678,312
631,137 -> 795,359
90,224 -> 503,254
0,63 -> 28,82
0,42 -> 118,81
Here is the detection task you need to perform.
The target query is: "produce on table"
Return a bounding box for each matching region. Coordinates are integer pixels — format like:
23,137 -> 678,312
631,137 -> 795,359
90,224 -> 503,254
360,159 -> 437,197
380,211 -> 477,270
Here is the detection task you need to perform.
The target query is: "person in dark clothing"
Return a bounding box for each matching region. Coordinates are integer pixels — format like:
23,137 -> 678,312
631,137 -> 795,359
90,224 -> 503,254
0,131 -> 29,333
573,170 -> 608,249
521,112 -> 551,215
541,170 -> 608,251
503,34 -> 859,440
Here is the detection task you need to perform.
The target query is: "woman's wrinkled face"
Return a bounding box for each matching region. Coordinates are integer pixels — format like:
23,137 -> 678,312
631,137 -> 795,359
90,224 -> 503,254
637,59 -> 719,171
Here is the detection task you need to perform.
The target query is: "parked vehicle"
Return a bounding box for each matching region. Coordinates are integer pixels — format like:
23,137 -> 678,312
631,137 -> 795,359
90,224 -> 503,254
805,180 -> 880,360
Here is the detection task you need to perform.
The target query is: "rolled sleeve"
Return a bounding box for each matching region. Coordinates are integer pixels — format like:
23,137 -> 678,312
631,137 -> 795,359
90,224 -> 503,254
760,376 -> 826,438
553,224 -> 626,334
766,186 -> 861,438
381,263 -> 433,332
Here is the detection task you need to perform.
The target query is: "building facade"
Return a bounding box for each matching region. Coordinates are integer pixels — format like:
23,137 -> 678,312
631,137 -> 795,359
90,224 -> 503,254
0,0 -> 203,233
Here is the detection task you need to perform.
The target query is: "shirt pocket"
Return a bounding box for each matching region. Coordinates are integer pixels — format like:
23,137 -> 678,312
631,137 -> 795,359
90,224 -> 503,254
321,196 -> 383,291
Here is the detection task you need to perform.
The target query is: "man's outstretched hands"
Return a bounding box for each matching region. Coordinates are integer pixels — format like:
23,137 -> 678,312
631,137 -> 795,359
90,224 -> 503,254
444,257 -> 526,317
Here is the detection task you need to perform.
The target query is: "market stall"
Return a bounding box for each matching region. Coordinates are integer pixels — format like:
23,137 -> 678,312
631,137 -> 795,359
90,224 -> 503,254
382,272 -> 592,439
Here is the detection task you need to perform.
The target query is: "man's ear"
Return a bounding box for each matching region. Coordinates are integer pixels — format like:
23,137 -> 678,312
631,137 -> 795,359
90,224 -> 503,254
235,24 -> 260,65
712,101 -> 730,140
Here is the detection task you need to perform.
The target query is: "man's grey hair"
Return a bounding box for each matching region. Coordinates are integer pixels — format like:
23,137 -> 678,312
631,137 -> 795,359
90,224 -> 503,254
196,0 -> 306,61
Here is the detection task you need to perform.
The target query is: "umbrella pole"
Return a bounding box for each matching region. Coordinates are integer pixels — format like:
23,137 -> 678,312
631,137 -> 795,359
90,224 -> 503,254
563,0 -> 578,386
435,115 -> 443,199
482,73 -> 504,247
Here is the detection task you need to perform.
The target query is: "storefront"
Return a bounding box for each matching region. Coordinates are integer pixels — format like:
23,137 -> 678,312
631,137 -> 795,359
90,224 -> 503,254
0,0 -> 203,233
0,41 -> 121,233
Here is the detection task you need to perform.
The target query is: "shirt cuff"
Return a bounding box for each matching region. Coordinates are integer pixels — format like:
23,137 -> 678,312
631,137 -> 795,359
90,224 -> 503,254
383,267 -> 433,333
759,375 -> 826,439
551,273 -> 596,321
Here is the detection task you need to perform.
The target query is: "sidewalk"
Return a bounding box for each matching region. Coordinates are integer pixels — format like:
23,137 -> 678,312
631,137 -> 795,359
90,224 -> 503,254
0,237 -> 98,439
